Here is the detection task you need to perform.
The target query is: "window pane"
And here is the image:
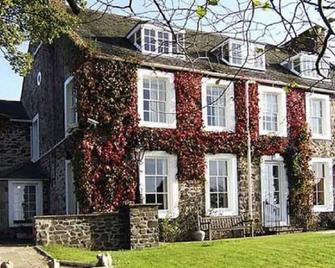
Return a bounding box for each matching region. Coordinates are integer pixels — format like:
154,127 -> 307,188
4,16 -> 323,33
146,194 -> 156,204
232,43 -> 242,65
310,99 -> 324,135
318,192 -> 324,205
262,93 -> 279,131
145,159 -> 156,175
210,177 -> 217,192
206,86 -> 226,127
218,160 -> 227,176
157,194 -> 168,209
142,78 -> 167,123
210,193 -> 218,209
219,193 -> 228,208
156,176 -> 167,193
209,161 -> 217,176
145,176 -> 156,192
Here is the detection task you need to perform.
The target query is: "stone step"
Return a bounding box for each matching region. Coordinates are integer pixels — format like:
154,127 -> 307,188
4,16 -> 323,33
264,226 -> 303,234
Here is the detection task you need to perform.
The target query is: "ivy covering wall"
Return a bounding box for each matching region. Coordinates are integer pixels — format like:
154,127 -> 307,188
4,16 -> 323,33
72,58 -> 315,227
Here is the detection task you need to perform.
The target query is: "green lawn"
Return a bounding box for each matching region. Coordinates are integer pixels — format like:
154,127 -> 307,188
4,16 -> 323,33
43,232 -> 335,268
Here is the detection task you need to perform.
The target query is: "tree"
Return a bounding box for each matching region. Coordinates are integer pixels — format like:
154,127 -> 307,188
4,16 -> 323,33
0,0 -> 81,75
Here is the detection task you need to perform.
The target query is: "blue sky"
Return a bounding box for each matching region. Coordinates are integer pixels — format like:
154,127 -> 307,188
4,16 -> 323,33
0,0 -> 321,101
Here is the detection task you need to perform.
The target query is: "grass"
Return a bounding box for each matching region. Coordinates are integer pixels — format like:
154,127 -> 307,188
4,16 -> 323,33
43,232 -> 335,268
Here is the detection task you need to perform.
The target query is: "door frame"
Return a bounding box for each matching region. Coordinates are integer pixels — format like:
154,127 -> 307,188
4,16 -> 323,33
261,155 -> 289,227
8,179 -> 43,227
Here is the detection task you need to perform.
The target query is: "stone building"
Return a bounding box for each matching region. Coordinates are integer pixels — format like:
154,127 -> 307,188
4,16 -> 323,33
1,10 -> 335,239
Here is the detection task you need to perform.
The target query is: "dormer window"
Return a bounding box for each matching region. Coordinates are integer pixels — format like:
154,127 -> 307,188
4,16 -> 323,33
283,53 -> 331,80
212,38 -> 266,71
127,23 -> 185,57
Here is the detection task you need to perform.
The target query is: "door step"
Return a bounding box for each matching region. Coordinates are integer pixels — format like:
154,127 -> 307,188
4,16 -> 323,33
264,226 -> 303,235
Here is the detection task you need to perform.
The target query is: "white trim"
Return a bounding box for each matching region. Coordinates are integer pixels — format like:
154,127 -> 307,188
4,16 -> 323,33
127,23 -> 186,59
259,85 -> 287,137
33,43 -> 43,57
64,76 -> 78,137
8,180 -> 43,227
201,78 -> 235,132
31,114 -> 40,162
310,158 -> 333,212
205,153 -> 238,216
138,151 -> 179,219
283,52 -> 332,81
213,38 -> 266,71
137,69 -> 176,129
65,160 -> 79,215
305,93 -> 331,140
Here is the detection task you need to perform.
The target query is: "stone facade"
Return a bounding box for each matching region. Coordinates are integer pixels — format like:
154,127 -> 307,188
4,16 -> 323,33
21,39 -> 82,215
0,120 -> 31,234
0,121 -> 30,174
35,204 -> 159,250
129,205 -> 159,249
0,181 -> 8,232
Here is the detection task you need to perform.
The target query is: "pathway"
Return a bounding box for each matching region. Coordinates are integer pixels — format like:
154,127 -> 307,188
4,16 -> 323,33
0,244 -> 48,268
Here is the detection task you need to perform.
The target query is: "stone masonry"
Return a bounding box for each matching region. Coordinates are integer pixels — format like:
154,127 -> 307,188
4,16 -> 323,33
35,204 -> 159,250
128,204 -> 159,249
0,121 -> 30,174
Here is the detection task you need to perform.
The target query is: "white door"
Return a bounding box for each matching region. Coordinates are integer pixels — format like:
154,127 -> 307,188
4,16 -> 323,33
8,181 -> 43,227
261,161 -> 289,227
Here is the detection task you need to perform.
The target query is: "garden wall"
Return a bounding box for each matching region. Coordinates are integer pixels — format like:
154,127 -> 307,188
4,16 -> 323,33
35,204 -> 159,250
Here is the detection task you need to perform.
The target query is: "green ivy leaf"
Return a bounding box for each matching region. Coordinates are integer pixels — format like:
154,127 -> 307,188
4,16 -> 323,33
283,85 -> 290,94
251,0 -> 261,6
208,0 -> 219,6
196,5 -> 207,18
262,1 -> 271,10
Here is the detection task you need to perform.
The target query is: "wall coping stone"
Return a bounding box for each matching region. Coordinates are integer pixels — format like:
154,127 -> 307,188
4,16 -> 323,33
35,212 -> 119,220
34,204 -> 159,220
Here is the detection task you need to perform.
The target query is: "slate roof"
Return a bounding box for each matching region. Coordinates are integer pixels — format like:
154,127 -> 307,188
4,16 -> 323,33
75,10 -> 334,90
0,162 -> 47,179
0,100 -> 29,120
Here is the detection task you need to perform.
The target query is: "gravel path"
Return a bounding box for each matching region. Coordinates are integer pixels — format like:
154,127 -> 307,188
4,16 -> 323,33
0,244 -> 48,268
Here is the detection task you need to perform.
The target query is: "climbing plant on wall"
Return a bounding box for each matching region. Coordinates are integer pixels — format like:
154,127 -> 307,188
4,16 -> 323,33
72,57 -> 315,229
284,88 -> 315,229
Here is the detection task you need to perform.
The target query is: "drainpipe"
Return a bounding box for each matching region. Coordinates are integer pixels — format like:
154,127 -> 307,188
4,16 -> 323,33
245,80 -> 254,237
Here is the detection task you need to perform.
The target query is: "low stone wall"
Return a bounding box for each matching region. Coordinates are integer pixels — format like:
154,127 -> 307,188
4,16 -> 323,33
35,204 -> 158,250
129,205 -> 159,249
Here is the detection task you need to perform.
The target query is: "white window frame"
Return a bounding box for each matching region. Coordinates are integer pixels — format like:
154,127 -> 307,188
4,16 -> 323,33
138,151 -> 179,219
286,53 -> 331,80
64,76 -> 78,136
201,78 -> 235,132
31,114 -> 40,162
8,180 -> 43,227
127,24 -> 186,58
310,158 -> 333,212
259,85 -> 287,137
65,160 -> 79,215
205,154 -> 238,216
306,92 -> 331,140
214,39 -> 266,71
137,69 -> 176,129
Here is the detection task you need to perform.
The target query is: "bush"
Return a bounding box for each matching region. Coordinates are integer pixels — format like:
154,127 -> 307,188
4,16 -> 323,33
159,218 -> 183,242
